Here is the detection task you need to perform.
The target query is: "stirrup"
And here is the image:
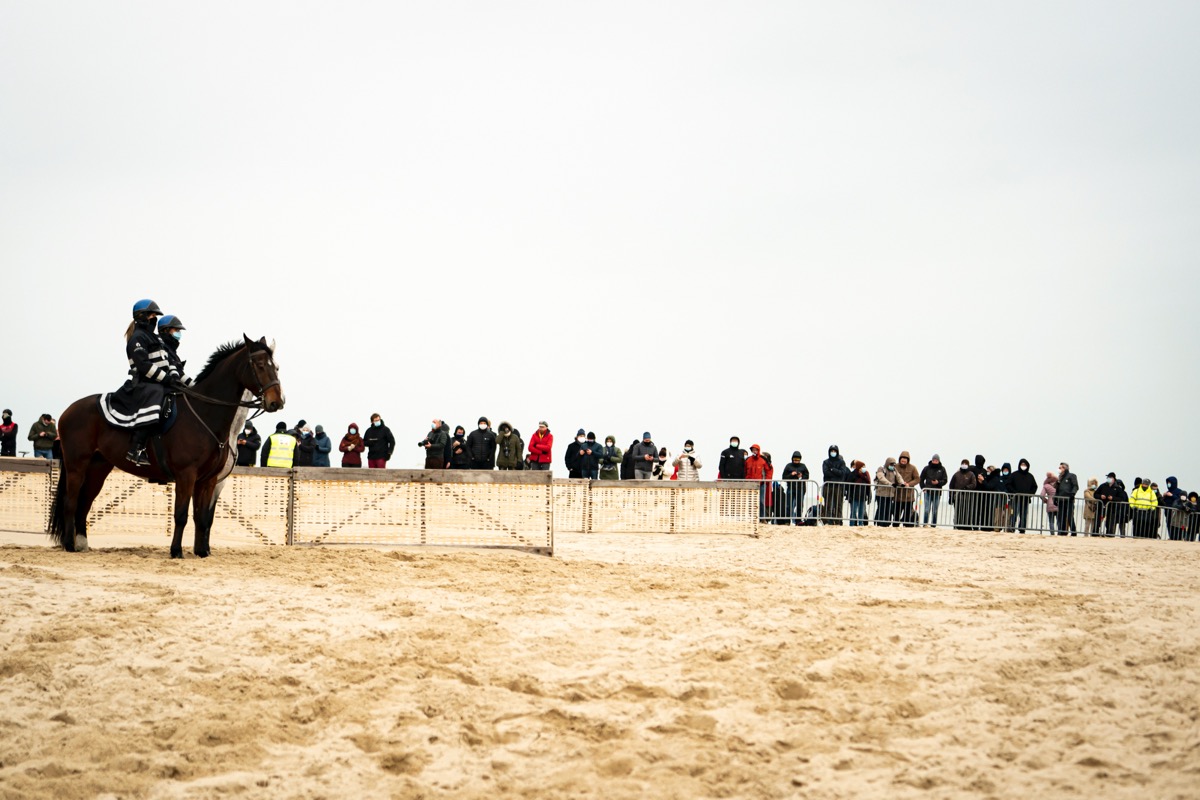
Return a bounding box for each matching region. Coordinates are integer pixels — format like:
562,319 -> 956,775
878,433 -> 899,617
126,448 -> 151,466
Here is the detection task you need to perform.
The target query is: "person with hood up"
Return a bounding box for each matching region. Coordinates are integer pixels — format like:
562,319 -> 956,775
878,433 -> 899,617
628,432 -> 657,480
1183,491 -> 1200,541
579,433 -> 601,479
339,423 -> 364,468
598,435 -> 622,480
291,420 -> 314,467
846,460 -> 871,527
1109,476 -> 1131,537
1083,477 -> 1100,534
780,451 -> 810,524
0,409 -> 16,457
874,457 -> 900,527
1162,476 -> 1184,514
822,445 -> 850,525
495,422 -> 524,470
948,458 -> 977,530
1168,482 -> 1191,541
894,451 -> 920,527
527,421 -> 553,471
564,428 -> 586,478
919,454 -> 948,528
310,425 -> 332,467
260,421 -> 296,469
363,413 -> 395,468
1007,459 -> 1039,533
672,440 -> 702,481
744,444 -> 772,517
718,436 -> 747,480
449,425 -> 471,469
1129,477 -> 1158,538
466,417 -> 497,470
1041,472 -> 1059,533
620,439 -> 638,480
235,421 -> 261,467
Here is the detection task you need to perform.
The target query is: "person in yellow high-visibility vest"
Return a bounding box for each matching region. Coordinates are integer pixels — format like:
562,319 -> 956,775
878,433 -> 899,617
259,421 -> 297,468
1129,477 -> 1159,539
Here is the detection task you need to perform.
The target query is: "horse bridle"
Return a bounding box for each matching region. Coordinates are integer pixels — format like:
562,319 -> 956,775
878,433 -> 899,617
174,347 -> 279,421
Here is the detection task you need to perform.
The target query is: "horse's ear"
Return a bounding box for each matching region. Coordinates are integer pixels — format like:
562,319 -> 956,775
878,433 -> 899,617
243,333 -> 253,348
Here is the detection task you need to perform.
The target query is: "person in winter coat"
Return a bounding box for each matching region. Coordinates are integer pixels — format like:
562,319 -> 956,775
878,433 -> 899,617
948,459 -> 977,530
918,454 -> 948,527
983,464 -> 1013,532
744,444 -> 772,516
628,433 -> 657,480
894,451 -> 920,528
1169,486 -> 1192,541
620,439 -> 638,480
1041,472 -> 1059,533
564,428 -> 586,478
1130,477 -> 1159,538
578,433 -> 601,479
466,417 -> 497,470
0,409 -> 17,457
28,413 -> 57,460
653,447 -> 672,480
822,445 -> 850,525
1161,476 -> 1184,514
260,421 -> 296,469
970,454 -> 987,486
874,457 -> 900,527
672,440 -> 702,481
598,435 -> 623,480
310,425 -> 332,468
1083,478 -> 1100,534
363,413 -> 395,468
1007,459 -> 1039,533
1056,462 -> 1079,535
339,422 -> 364,468
846,460 -> 871,527
495,422 -> 524,470
419,419 -> 450,469
1093,471 -> 1117,533
781,451 -> 810,523
449,425 -> 471,469
527,422 -> 553,471
235,421 -> 261,467
718,437 -> 747,480
1183,492 -> 1199,541
1109,477 -> 1131,537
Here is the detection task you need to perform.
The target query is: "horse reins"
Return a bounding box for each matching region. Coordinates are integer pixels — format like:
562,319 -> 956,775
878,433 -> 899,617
173,348 -> 280,446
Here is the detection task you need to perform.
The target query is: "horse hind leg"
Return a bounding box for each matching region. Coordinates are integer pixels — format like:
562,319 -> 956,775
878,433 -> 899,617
73,458 -> 115,552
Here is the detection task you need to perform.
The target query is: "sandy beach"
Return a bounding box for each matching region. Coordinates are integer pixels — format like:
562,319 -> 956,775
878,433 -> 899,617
0,526 -> 1197,799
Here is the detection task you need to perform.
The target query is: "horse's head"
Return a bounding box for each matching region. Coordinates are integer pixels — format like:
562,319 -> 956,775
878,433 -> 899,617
242,335 -> 285,413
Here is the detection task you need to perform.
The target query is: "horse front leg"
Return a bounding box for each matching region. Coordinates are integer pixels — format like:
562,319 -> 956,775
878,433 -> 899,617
171,478 -> 195,559
191,479 -> 220,558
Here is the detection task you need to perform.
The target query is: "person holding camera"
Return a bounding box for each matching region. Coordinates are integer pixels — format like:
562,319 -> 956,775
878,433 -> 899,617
419,418 -> 450,469
672,440 -> 702,481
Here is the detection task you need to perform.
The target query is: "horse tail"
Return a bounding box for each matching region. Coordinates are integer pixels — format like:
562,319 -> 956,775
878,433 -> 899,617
48,465 -> 73,550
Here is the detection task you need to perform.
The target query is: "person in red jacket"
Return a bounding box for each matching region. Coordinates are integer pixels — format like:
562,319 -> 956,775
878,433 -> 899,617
744,444 -> 774,520
527,421 -> 553,471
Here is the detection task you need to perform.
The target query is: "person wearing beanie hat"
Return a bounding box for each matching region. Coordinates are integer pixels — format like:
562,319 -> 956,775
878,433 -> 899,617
781,451 -> 811,524
260,420 -> 297,468
564,428 -> 587,478
919,454 -> 948,528
1007,458 -> 1039,533
311,424 -> 332,468
235,420 -> 261,467
629,432 -> 657,480
466,416 -> 497,470
673,439 -> 703,482
578,432 -> 600,480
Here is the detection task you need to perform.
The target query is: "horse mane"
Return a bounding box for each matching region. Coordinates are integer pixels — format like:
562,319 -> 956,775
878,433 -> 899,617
193,340 -> 246,383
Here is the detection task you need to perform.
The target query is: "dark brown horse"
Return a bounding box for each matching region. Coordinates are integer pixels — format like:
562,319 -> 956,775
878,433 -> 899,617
49,335 -> 284,558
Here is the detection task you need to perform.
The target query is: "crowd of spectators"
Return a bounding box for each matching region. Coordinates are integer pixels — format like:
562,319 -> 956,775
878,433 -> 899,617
3,406 -> 1194,540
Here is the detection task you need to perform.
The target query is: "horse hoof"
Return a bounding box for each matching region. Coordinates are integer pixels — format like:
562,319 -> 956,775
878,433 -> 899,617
74,535 -> 89,552
194,550 -> 210,559
170,549 -> 183,559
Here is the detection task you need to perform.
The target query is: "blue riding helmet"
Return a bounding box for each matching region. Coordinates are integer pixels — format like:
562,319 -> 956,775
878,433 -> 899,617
157,315 -> 186,331
132,299 -> 163,318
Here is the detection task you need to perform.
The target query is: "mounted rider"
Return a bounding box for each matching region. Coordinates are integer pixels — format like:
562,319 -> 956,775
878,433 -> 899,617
100,299 -> 192,466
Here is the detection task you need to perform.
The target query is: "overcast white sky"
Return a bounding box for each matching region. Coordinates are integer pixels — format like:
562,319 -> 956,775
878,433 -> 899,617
2,1 -> 1198,487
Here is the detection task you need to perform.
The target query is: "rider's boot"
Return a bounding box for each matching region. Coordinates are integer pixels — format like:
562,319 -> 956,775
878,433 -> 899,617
126,428 -> 151,466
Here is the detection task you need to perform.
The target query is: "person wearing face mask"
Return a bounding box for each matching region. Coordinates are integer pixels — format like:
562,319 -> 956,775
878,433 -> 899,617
1083,477 -> 1100,535
363,413 -> 395,468
0,409 -> 18,457
339,423 -> 364,468
448,425 -> 471,469
628,432 -> 657,480
495,422 -> 524,470
874,457 -> 900,527
235,421 -> 261,467
579,433 -> 601,480
418,419 -> 450,469
845,460 -> 871,527
672,440 -> 702,481
1093,471 -> 1117,534
948,459 -> 977,530
718,437 -> 746,480
1129,477 -> 1158,538
1007,459 -> 1039,533
598,435 -> 623,480
893,451 -> 921,528
291,420 -> 314,467
822,445 -> 850,525
918,454 -> 948,528
564,428 -> 587,478
780,451 -> 810,523
466,417 -> 497,470
310,425 -> 332,468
